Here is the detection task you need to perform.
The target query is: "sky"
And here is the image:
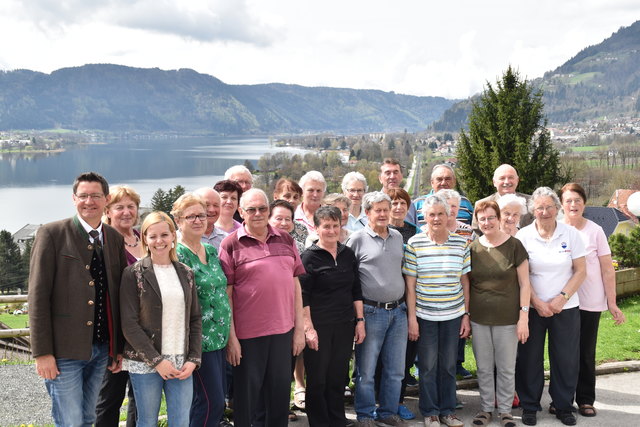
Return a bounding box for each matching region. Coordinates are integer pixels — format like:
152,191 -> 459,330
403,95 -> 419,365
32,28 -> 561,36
0,0 -> 638,100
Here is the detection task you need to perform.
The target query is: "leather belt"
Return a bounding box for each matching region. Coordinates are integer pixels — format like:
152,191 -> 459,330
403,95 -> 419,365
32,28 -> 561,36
363,296 -> 405,310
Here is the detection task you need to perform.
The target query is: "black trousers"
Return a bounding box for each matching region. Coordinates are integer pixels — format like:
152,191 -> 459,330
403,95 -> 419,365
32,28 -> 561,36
304,321 -> 354,427
95,370 -> 136,427
576,310 -> 601,406
516,307 -> 580,413
233,329 -> 293,427
399,338 -> 418,404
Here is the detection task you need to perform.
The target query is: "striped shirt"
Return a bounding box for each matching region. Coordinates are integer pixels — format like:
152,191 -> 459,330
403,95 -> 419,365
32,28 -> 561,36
403,232 -> 471,321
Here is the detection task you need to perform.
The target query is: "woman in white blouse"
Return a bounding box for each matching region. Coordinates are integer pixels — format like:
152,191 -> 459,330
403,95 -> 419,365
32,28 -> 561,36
120,211 -> 202,427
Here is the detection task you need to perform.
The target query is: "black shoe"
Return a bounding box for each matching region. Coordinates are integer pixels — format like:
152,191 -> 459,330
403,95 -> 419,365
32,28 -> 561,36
521,410 -> 537,426
556,411 -> 577,426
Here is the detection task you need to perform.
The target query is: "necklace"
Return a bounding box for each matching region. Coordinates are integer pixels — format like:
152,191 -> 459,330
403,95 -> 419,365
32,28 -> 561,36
124,233 -> 140,248
183,241 -> 203,256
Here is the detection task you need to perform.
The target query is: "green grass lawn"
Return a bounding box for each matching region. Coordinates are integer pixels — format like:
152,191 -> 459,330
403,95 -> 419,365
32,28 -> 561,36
461,294 -> 640,373
571,145 -> 608,152
0,313 -> 29,329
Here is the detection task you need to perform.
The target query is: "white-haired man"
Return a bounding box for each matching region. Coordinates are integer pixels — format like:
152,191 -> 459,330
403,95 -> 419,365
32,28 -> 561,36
471,164 -> 533,231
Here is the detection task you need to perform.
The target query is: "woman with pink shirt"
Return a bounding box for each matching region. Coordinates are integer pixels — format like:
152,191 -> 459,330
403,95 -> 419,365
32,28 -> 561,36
560,183 -> 626,418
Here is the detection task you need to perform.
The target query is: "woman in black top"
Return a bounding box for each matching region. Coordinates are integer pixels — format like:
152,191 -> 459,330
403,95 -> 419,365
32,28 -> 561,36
300,206 -> 365,427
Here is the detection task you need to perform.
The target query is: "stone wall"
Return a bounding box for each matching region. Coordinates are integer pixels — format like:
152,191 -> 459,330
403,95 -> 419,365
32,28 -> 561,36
616,267 -> 640,298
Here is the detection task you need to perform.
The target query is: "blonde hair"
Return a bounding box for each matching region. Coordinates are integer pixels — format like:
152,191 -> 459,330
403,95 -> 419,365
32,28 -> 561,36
141,211 -> 178,262
170,193 -> 206,221
103,185 -> 141,225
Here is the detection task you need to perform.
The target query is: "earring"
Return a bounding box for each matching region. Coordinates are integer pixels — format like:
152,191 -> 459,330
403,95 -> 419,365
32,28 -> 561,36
171,242 -> 175,248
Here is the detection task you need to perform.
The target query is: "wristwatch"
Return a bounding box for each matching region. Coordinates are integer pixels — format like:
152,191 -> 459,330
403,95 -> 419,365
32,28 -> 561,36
355,317 -> 365,323
521,306 -> 530,312
560,291 -> 570,300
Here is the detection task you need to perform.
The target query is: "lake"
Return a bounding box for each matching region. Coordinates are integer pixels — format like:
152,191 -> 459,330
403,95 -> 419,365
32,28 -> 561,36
0,136 -> 308,233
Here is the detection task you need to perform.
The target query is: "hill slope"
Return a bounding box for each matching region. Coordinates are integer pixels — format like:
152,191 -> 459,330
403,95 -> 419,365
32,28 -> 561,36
431,20 -> 640,131
0,64 -> 454,134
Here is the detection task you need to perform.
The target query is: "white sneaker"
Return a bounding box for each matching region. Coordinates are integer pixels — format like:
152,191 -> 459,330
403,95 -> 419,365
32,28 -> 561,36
424,415 -> 440,427
440,414 -> 464,427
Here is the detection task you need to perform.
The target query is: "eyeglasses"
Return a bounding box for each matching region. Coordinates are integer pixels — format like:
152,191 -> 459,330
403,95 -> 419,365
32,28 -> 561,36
477,215 -> 498,223
75,193 -> 105,201
183,214 -> 207,223
535,205 -> 557,213
346,188 -> 364,194
243,206 -> 269,215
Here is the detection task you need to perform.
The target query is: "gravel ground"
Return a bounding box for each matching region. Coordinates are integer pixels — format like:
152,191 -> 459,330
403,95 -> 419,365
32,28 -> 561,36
1,363 -> 638,427
0,364 -> 52,426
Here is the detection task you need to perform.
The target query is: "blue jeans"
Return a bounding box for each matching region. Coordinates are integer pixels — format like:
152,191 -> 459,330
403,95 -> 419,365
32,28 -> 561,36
45,342 -> 110,427
354,303 -> 408,420
417,316 -> 461,417
129,370 -> 193,427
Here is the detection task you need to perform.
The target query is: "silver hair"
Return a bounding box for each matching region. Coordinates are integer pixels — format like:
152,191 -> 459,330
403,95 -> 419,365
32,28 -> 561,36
530,186 -> 561,214
341,171 -> 369,192
435,189 -> 461,204
299,170 -> 327,192
430,163 -> 455,179
498,194 -> 527,215
362,191 -> 391,212
239,188 -> 269,209
323,193 -> 352,208
224,165 -> 253,181
421,194 -> 451,217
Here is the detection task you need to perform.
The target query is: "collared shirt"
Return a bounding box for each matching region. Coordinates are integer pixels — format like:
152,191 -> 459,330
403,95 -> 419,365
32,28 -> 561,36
77,215 -> 103,244
345,225 -> 405,303
218,224 -> 305,340
516,221 -> 586,309
346,208 -> 368,232
200,226 -> 227,250
294,203 -> 316,233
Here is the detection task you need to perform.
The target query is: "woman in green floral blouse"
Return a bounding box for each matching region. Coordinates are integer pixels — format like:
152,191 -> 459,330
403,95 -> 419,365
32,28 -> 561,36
172,193 -> 231,427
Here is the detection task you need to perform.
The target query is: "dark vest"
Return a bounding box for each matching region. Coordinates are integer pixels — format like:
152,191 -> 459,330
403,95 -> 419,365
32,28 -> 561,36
90,245 -> 110,344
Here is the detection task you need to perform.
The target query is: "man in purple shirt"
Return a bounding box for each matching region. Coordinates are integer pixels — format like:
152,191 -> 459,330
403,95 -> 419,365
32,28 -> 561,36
219,188 -> 306,427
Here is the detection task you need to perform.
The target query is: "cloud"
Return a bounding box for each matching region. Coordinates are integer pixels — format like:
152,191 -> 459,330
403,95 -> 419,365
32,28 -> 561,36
7,0 -> 278,46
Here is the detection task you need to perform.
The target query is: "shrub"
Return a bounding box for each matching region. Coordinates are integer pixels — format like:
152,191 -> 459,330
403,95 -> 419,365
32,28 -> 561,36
609,226 -> 640,268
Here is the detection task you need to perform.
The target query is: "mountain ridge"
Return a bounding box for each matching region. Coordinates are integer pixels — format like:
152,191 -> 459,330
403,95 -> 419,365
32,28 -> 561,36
0,64 -> 455,134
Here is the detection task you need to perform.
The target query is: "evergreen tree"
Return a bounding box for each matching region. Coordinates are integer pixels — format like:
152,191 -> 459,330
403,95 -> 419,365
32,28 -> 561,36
0,230 -> 24,293
150,185 -> 186,217
457,66 -> 568,202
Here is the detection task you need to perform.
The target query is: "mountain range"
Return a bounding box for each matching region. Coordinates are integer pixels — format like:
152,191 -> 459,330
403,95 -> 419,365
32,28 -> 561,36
0,65 -> 454,134
432,20 -> 640,131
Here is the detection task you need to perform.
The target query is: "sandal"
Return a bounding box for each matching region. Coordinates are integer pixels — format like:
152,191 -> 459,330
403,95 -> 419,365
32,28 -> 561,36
472,411 -> 491,426
293,388 -> 306,410
499,413 -> 516,427
578,404 -> 597,417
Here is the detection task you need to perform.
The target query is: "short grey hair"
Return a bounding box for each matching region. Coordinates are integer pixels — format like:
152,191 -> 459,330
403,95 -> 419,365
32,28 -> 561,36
224,165 -> 253,181
341,171 -> 368,192
530,187 -> 561,214
421,194 -> 451,217
435,189 -> 461,204
430,163 -> 455,179
299,171 -> 327,192
323,193 -> 352,208
362,191 -> 391,212
239,188 -> 269,209
498,194 -> 527,215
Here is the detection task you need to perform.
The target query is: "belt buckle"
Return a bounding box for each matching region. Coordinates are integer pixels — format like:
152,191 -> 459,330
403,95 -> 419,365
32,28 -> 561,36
384,301 -> 394,310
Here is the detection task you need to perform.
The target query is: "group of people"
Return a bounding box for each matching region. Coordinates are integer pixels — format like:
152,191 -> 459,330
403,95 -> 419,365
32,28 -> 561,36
28,160 -> 626,427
